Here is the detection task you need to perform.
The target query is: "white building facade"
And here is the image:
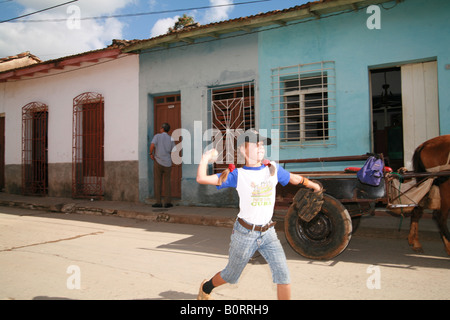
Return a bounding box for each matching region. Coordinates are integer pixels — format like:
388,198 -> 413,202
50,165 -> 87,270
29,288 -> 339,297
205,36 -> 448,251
0,49 -> 140,201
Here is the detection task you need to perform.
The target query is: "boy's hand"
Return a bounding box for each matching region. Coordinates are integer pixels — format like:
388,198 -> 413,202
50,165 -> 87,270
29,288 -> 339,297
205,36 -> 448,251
202,149 -> 219,163
197,149 -> 220,185
310,180 -> 322,193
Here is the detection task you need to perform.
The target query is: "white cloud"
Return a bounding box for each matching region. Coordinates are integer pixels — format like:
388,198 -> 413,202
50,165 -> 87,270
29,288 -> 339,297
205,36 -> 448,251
150,15 -> 179,37
0,0 -> 237,58
203,0 -> 234,23
0,0 -> 133,60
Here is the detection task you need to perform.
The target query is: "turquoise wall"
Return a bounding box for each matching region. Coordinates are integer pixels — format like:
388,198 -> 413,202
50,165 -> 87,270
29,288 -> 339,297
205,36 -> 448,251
138,33 -> 258,204
137,0 -> 450,205
258,0 -> 450,170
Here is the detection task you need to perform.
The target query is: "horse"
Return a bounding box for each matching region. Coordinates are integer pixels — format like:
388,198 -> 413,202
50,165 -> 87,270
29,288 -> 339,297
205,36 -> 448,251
409,134 -> 450,255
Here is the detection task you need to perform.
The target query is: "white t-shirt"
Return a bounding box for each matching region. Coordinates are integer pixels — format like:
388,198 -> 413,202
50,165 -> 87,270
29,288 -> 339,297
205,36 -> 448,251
217,162 -> 290,226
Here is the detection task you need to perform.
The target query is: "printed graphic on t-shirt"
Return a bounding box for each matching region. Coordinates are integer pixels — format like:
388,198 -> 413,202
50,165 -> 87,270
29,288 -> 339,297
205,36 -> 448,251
250,180 -> 273,207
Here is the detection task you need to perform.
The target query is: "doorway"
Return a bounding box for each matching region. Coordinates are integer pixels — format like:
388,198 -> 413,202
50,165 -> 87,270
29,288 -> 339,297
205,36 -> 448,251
153,94 -> 181,199
370,67 -> 403,170
22,102 -> 48,196
72,92 -> 105,199
370,61 -> 439,171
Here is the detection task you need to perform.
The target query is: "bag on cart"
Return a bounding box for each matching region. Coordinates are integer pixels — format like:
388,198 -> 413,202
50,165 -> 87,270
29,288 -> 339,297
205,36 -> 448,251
357,155 -> 384,186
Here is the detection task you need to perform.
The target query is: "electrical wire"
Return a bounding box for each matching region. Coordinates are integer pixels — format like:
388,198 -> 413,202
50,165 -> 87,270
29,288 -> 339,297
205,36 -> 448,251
4,0 -> 271,23
0,0 -> 78,23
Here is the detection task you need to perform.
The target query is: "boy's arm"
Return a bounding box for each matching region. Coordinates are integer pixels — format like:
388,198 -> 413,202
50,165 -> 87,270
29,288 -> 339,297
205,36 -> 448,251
289,173 -> 322,192
196,149 -> 220,185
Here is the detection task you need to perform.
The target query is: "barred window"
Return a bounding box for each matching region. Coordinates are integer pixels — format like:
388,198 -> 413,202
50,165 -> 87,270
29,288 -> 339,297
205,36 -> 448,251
208,81 -> 255,172
271,61 -> 336,147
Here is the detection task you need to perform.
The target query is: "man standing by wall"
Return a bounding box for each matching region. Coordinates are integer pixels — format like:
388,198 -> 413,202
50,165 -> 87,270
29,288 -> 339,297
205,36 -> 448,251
150,123 -> 175,208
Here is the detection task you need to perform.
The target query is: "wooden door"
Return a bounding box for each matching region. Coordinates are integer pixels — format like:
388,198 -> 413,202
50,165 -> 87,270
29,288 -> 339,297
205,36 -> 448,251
154,94 -> 181,198
22,102 -> 48,196
72,92 -> 104,198
401,61 -> 439,169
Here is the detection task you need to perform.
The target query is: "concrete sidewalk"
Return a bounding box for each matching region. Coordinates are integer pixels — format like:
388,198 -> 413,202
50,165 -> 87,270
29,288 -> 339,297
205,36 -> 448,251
0,192 -> 441,239
0,192 -> 238,228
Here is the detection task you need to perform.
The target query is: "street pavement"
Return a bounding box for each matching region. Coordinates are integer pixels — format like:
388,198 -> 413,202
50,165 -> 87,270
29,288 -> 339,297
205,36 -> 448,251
0,192 -> 449,300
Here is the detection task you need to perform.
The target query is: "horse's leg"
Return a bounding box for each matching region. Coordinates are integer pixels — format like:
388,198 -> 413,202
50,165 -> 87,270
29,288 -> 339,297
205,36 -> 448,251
408,207 -> 424,252
442,230 -> 450,256
435,182 -> 450,255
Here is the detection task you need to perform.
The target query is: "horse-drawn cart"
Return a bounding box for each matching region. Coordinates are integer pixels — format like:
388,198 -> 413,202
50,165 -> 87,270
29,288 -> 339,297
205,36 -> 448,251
274,154 -> 450,260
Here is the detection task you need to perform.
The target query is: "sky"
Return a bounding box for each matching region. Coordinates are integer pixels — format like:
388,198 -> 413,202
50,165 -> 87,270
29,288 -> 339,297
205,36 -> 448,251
0,0 -> 310,61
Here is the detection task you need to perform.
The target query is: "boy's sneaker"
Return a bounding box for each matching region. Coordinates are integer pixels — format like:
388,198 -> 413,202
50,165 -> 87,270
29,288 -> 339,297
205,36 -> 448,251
197,280 -> 212,300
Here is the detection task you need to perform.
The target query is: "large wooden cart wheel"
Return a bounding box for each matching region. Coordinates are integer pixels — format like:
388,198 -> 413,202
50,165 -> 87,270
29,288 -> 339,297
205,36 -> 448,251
284,194 -> 352,260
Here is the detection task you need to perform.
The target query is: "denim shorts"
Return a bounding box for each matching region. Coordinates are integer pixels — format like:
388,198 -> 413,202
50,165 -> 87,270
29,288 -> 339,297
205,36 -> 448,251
220,219 -> 290,285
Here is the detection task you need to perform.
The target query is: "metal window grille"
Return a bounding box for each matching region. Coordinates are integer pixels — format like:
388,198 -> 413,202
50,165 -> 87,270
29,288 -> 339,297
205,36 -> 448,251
271,61 -> 336,147
72,92 -> 104,199
22,102 -> 48,196
208,82 -> 255,172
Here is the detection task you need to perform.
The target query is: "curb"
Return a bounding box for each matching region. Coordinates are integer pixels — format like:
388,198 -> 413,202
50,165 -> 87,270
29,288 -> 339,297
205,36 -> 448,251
0,199 -> 235,229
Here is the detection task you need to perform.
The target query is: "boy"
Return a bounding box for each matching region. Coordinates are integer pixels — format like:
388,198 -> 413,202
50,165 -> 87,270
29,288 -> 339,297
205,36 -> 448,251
196,129 -> 321,300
